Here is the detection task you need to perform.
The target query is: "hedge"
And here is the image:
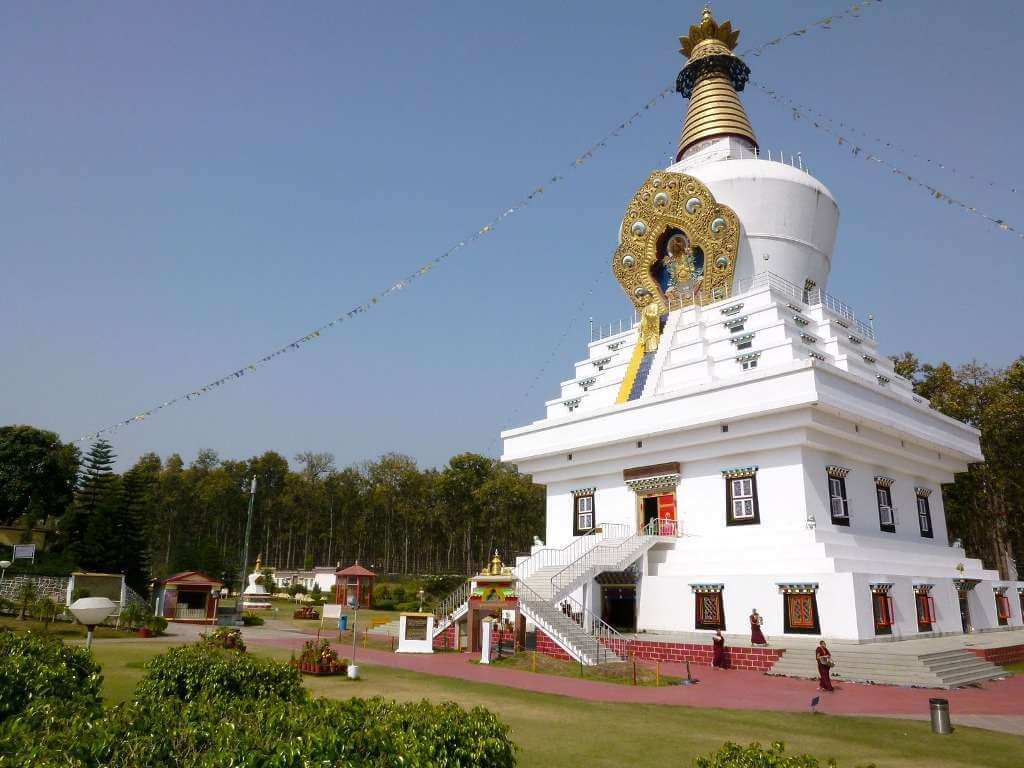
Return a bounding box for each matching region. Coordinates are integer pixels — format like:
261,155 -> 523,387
134,644 -> 304,705
0,640 -> 516,768
0,631 -> 103,723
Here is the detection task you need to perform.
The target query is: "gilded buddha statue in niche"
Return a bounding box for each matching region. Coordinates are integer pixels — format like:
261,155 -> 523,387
638,302 -> 662,354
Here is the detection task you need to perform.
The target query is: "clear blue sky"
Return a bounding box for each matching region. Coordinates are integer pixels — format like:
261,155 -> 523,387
3,1 -> 1021,472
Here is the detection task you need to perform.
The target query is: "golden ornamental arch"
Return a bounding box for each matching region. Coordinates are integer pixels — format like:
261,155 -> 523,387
611,171 -> 741,315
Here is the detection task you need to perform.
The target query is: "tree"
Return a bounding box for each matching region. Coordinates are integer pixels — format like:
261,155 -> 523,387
892,353 -> 1024,577
16,580 -> 37,620
61,439 -> 121,569
120,465 -> 155,592
0,425 -> 79,525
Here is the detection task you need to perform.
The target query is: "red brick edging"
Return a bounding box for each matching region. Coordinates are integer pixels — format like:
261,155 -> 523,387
535,630 -> 784,671
969,643 -> 1024,666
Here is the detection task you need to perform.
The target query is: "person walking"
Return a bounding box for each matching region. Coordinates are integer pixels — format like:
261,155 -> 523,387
815,640 -> 834,691
749,609 -> 767,645
711,629 -> 728,669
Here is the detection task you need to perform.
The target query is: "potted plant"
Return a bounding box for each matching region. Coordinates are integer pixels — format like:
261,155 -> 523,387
292,638 -> 346,676
292,604 -> 320,620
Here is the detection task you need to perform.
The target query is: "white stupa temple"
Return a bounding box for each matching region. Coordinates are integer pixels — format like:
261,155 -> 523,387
500,7 -> 1023,660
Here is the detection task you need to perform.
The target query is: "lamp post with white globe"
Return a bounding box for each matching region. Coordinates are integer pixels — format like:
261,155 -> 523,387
70,597 -> 116,650
347,594 -> 359,679
0,560 -> 11,589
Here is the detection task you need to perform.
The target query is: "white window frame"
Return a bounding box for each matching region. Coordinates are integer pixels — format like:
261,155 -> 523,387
575,494 -> 594,531
829,476 -> 849,519
917,495 -> 931,534
876,486 -> 894,527
730,478 -> 754,520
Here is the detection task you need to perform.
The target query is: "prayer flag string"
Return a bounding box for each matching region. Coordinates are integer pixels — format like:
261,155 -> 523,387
754,84 -> 1024,241
75,90 -> 673,443
749,80 -> 1021,197
73,2 -> 888,444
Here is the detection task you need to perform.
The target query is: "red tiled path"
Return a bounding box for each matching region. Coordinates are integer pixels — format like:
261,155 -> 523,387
248,635 -> 1024,717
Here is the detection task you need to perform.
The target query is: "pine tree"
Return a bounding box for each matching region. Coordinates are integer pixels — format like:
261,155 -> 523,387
120,467 -> 153,593
61,440 -> 116,565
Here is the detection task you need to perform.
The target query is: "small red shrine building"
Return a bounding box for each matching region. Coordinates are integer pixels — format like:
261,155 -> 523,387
334,562 -> 376,608
152,571 -> 223,622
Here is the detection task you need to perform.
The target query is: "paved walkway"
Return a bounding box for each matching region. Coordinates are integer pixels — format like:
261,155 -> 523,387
245,632 -> 1024,722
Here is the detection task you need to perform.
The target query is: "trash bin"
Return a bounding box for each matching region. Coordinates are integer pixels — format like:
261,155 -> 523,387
339,615 -> 348,631
929,698 -> 952,735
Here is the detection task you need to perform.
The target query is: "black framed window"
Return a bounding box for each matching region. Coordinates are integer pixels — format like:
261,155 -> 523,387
725,475 -> 759,526
916,493 -> 933,538
573,494 -> 595,535
782,592 -> 820,634
876,485 -> 895,532
694,591 -> 725,630
828,474 -> 849,526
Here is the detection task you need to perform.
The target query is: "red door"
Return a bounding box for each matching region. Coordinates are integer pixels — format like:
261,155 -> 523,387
657,494 -> 677,536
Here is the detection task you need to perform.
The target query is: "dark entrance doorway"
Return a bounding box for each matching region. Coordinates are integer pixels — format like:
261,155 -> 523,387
958,590 -> 971,633
597,568 -> 639,632
642,496 -> 659,528
601,586 -> 636,631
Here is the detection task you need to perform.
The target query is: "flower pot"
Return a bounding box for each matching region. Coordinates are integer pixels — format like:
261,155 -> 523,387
136,628 -> 154,638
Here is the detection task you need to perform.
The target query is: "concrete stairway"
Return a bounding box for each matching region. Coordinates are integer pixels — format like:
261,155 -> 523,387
768,645 -> 1007,689
517,585 -> 624,666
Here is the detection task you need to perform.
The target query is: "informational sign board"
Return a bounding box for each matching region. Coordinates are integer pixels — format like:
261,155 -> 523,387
13,544 -> 36,562
405,615 -> 428,641
397,613 -> 434,654
322,604 -> 342,620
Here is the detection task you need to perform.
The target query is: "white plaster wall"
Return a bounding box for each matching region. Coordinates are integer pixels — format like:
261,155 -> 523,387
669,158 -> 840,293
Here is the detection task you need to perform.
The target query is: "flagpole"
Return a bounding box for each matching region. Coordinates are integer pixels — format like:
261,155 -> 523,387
237,476 -> 257,622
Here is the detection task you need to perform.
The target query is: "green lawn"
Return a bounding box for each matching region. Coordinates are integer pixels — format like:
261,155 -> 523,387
86,639 -> 1024,768
489,649 -> 681,687
0,615 -> 137,640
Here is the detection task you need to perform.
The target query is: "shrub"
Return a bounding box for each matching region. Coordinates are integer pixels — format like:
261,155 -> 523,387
200,627 -> 246,652
391,585 -> 407,603
695,742 -> 835,768
15,581 -> 37,620
396,600 -> 420,612
1,696 -> 516,768
146,615 -> 168,635
375,599 -> 395,611
32,598 -> 61,631
135,644 -> 304,705
286,583 -> 307,598
242,611 -> 265,626
0,631 -> 103,723
309,583 -> 324,604
118,602 -> 147,631
0,597 -> 14,616
373,584 -> 392,602
297,638 -> 338,667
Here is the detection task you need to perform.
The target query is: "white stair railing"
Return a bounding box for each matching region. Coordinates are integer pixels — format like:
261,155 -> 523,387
549,518 -> 676,600
514,523 -> 631,581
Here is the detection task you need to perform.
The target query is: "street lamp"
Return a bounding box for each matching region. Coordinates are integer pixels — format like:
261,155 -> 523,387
417,588 -> 425,613
70,597 -> 116,650
0,560 -> 11,588
346,594 -> 359,679
210,588 -> 220,627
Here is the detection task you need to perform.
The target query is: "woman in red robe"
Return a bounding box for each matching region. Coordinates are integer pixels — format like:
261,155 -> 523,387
749,609 -> 767,645
815,640 -> 834,691
711,629 -> 727,669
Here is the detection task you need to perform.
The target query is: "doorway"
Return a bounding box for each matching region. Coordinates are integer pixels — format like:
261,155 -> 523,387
958,590 -> 972,633
640,492 -> 677,535
601,585 -> 637,632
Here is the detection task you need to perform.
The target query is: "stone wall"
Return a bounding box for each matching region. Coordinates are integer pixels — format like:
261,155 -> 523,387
0,575 -> 69,605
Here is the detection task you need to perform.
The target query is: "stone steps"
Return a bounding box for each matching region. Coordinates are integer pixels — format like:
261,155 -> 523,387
768,646 -> 1007,688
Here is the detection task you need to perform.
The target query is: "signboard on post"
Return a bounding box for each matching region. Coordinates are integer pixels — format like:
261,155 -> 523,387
397,612 -> 434,654
12,544 -> 35,562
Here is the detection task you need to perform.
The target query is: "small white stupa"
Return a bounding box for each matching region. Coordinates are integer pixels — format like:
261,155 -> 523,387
241,554 -> 273,610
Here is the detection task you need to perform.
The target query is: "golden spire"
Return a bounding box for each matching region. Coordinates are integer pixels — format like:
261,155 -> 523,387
675,6 -> 757,160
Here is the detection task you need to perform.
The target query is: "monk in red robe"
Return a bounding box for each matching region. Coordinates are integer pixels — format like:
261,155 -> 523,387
749,609 -> 767,645
711,629 -> 727,669
815,640 -> 834,691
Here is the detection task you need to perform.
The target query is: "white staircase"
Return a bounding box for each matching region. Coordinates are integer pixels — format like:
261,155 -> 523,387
429,521 -> 676,664
768,644 -> 1007,688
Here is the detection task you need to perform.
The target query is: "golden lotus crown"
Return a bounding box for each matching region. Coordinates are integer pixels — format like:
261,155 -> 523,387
679,6 -> 740,57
